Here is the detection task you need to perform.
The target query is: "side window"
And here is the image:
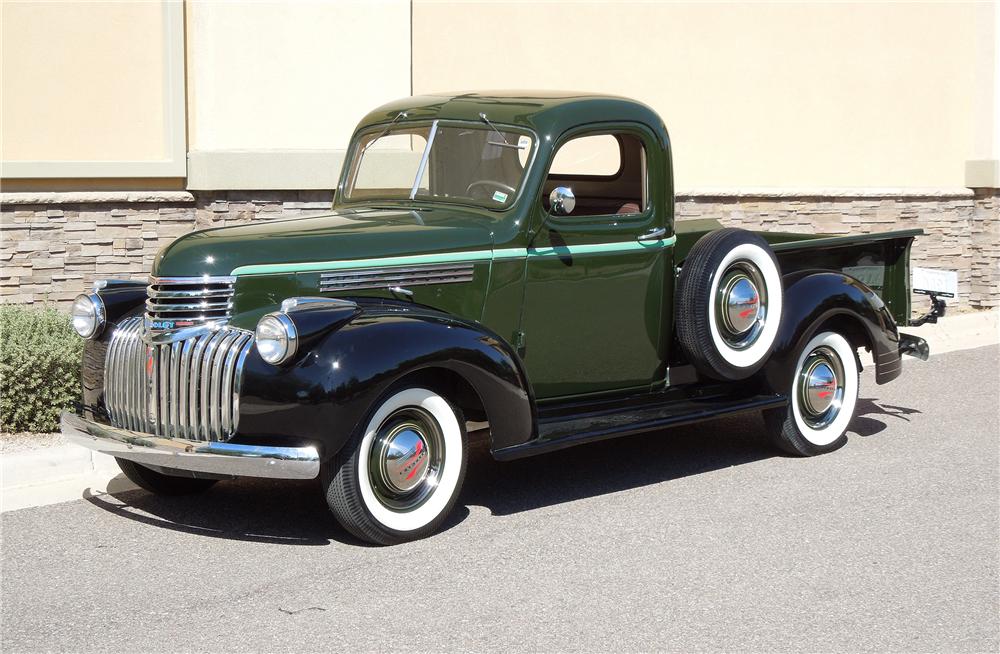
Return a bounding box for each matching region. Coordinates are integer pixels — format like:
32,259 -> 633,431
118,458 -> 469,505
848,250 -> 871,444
544,132 -> 647,218
550,134 -> 621,176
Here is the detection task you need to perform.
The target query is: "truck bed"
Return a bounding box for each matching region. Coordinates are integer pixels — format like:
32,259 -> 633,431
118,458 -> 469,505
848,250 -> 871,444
675,219 -> 922,325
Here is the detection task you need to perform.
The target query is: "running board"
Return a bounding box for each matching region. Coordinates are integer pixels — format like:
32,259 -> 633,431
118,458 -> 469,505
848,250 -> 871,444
493,393 -> 788,461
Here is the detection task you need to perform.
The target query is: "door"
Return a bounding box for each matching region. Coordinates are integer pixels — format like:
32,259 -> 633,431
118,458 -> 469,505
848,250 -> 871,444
519,127 -> 671,399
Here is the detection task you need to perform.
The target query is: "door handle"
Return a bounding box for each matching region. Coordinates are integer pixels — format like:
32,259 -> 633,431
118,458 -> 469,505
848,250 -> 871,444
388,285 -> 414,298
637,227 -> 667,242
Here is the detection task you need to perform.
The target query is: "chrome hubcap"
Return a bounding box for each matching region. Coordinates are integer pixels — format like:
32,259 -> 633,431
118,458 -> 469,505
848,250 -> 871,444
798,347 -> 846,428
380,426 -> 430,493
716,263 -> 767,349
723,275 -> 760,334
369,407 -> 444,511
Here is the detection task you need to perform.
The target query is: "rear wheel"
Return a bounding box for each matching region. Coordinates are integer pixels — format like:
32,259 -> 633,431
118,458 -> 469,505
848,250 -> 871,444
115,458 -> 218,495
763,330 -> 860,456
323,386 -> 468,545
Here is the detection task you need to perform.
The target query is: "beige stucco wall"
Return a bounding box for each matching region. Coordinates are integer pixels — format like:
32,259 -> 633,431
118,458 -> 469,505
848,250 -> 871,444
185,0 -> 410,152
413,1 -> 997,189
1,0 -> 171,163
183,0 -> 411,189
1,1 -> 995,189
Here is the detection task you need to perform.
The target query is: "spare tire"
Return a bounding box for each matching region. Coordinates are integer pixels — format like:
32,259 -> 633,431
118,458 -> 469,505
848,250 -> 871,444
676,228 -> 783,380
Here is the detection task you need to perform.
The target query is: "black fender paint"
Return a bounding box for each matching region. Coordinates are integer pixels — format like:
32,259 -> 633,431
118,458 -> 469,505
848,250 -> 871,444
760,270 -> 902,394
95,282 -> 147,324
233,300 -> 536,460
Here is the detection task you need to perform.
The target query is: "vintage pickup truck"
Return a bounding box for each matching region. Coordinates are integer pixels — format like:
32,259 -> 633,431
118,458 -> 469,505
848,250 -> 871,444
64,92 -> 937,544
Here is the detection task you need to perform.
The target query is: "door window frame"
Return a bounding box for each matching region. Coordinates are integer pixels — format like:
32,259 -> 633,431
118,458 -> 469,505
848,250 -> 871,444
538,122 -> 660,235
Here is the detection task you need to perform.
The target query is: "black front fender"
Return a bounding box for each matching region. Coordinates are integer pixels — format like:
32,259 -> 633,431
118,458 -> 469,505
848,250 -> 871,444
235,303 -> 535,460
761,271 -> 902,393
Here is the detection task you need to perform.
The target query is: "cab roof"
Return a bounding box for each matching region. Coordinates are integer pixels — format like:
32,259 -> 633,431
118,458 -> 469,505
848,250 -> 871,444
355,91 -> 669,143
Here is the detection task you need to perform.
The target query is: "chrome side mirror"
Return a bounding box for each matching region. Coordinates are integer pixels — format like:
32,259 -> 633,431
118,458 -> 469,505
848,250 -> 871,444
548,186 -> 576,215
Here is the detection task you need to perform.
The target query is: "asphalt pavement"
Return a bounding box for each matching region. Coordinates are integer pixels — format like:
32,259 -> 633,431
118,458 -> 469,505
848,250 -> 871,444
2,346 -> 998,652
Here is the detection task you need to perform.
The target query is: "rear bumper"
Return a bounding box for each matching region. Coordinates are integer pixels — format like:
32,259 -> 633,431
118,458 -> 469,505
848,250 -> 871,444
61,411 -> 320,480
874,333 -> 930,384
898,332 -> 930,361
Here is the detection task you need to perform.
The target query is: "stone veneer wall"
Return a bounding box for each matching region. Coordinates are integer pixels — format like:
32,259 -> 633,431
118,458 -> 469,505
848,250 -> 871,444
676,188 -> 999,311
1,189 -> 997,311
0,191 -> 335,305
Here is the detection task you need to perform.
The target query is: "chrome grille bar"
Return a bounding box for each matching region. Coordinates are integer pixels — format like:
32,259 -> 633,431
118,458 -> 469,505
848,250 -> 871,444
103,317 -> 253,442
318,263 -> 474,294
179,338 -> 195,439
145,276 -> 236,326
145,300 -> 234,313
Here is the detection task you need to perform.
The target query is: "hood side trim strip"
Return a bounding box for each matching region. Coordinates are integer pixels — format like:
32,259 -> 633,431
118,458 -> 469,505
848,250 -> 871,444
230,236 -> 677,277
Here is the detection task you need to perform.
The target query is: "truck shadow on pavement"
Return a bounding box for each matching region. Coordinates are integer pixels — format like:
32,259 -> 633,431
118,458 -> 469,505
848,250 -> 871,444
851,398 -> 922,437
81,398 -> 917,545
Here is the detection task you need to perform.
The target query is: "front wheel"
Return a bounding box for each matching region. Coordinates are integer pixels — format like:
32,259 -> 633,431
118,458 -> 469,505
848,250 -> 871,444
763,331 -> 860,456
323,386 -> 468,545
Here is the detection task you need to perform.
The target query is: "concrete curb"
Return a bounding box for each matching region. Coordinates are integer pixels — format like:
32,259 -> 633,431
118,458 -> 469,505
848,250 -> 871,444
1,446 -> 135,513
2,310 -> 997,514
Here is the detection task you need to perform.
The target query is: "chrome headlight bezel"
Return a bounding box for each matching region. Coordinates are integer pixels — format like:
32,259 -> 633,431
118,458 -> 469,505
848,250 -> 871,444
71,293 -> 106,340
255,312 -> 298,365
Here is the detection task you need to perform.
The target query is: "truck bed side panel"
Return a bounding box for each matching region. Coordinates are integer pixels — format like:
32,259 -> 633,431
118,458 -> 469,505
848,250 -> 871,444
674,220 -> 918,325
770,231 -> 918,325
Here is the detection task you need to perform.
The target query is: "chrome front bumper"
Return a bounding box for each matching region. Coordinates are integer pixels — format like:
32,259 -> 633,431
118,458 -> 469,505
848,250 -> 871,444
61,411 -> 320,480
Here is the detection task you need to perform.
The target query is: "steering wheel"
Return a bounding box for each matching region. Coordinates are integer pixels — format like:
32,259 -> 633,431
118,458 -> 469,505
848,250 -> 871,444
465,180 -> 517,200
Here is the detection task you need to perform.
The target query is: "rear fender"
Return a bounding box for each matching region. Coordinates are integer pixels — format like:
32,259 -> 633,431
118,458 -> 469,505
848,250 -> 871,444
761,271 -> 902,393
235,301 -> 535,460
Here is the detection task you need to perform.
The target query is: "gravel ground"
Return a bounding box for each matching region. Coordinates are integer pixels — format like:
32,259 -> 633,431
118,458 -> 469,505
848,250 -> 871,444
2,346 -> 997,653
0,431 -> 64,454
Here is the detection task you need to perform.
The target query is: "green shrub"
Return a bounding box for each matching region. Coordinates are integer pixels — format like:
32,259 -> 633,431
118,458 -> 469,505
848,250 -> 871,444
0,305 -> 83,433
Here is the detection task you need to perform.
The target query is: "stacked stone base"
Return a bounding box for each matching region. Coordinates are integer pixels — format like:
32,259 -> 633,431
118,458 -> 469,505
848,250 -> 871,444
677,188 -> 999,311
1,189 -> 997,311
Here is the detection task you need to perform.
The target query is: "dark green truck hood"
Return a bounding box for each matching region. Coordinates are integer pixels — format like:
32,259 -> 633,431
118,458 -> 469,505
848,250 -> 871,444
152,208 -> 497,278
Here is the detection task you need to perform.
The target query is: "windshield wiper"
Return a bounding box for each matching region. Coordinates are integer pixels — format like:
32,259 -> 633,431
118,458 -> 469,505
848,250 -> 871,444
487,140 -> 526,149
479,112 -> 512,146
360,111 -> 408,156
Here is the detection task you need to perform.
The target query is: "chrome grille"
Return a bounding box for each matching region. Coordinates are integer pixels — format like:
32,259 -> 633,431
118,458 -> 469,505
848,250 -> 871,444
319,263 -> 474,294
146,276 -> 236,326
104,317 -> 254,441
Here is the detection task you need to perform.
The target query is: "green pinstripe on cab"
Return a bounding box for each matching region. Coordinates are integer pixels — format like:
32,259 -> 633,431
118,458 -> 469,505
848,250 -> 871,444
231,236 -> 677,276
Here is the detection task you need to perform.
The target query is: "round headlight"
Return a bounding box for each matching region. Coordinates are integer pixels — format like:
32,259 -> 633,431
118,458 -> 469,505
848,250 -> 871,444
255,313 -> 297,365
71,293 -> 105,339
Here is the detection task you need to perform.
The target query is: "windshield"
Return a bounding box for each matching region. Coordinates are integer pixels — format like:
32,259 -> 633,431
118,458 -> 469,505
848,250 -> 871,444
343,121 -> 534,209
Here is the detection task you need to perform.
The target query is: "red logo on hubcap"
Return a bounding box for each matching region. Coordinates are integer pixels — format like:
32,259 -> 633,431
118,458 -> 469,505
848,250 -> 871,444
403,440 -> 425,480
738,296 -> 759,320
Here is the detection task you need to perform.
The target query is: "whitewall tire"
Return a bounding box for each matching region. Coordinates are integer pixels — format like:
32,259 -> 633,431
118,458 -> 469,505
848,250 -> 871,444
764,330 -> 860,456
323,386 -> 468,545
676,228 -> 784,380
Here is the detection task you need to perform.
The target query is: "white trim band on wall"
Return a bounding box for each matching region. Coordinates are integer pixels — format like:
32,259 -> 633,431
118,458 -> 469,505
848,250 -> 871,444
675,187 -> 979,199
186,149 -> 423,191
964,160 -> 1000,189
